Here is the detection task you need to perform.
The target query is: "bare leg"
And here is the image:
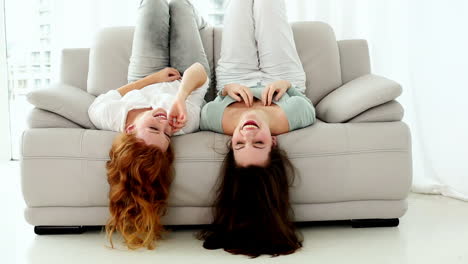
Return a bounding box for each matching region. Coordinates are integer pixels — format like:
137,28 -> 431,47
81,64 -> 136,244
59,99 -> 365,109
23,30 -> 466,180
169,0 -> 210,78
127,0 -> 170,83
215,0 -> 263,92
254,0 -> 306,92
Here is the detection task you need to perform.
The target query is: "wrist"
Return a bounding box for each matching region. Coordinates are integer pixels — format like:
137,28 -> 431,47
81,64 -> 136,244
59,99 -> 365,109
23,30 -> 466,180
139,76 -> 155,87
279,80 -> 291,89
176,90 -> 189,101
145,72 -> 161,85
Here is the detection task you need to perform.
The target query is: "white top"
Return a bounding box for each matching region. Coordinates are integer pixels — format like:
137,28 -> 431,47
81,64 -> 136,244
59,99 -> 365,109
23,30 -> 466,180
88,77 -> 209,136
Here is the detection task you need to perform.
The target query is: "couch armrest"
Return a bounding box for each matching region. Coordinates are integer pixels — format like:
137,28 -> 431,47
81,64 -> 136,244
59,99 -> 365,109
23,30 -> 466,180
60,48 -> 90,91
26,83 -> 97,129
316,74 -> 402,123
347,100 -> 404,123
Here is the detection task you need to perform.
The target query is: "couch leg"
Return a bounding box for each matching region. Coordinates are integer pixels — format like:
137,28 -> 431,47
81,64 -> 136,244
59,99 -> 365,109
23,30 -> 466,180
34,226 -> 103,235
350,218 -> 399,228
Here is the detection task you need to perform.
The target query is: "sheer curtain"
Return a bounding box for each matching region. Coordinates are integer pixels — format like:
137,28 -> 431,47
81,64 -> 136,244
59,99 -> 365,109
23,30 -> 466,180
287,0 -> 468,201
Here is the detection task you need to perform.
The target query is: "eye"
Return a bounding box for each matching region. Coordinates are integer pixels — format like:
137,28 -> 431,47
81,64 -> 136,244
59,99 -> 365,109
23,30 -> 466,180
255,141 -> 264,144
234,141 -> 245,150
150,127 -> 158,131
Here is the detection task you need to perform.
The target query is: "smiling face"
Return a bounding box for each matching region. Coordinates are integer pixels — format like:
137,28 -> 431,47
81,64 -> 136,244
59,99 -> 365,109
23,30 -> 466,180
231,111 -> 277,167
125,108 -> 173,151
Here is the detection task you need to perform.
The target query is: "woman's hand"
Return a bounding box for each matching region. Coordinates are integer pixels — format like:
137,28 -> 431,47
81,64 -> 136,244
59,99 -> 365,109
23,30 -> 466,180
222,83 -> 254,107
168,98 -> 187,133
261,80 -> 292,106
147,67 -> 182,84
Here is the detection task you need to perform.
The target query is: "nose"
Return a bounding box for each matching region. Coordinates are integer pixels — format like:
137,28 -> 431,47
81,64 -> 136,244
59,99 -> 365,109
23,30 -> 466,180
240,129 -> 257,140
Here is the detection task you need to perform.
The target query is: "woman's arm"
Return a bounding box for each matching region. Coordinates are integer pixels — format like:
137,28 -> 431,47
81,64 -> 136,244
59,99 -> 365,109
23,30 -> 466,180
117,67 -> 181,96
169,63 -> 208,132
175,62 -> 208,101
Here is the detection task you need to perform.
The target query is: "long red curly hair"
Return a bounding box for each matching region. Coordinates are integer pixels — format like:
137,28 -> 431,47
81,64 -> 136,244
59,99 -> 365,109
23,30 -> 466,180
105,132 -> 175,250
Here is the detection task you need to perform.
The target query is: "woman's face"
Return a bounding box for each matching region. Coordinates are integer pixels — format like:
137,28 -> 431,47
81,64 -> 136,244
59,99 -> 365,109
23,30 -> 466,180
126,108 -> 173,151
231,111 -> 277,167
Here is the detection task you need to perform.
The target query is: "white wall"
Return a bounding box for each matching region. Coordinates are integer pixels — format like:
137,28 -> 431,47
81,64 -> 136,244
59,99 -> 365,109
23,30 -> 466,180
0,0 -> 12,161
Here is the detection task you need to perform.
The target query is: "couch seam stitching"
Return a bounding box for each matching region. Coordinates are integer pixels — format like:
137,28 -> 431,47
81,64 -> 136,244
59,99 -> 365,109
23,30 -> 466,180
21,148 -> 409,161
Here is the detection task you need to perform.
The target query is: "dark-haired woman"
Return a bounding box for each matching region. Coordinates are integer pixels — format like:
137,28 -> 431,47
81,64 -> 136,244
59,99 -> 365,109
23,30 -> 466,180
88,0 -> 210,250
198,0 -> 316,257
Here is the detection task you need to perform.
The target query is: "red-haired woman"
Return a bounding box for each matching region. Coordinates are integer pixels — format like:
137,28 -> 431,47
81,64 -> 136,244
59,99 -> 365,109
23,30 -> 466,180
88,0 -> 210,249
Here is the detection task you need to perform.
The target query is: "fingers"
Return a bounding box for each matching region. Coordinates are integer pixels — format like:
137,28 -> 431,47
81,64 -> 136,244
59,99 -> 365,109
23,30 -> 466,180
172,122 -> 185,129
170,117 -> 186,133
275,89 -> 286,101
167,68 -> 181,79
228,91 -> 242,102
169,114 -> 185,126
168,67 -> 180,74
239,89 -> 250,107
268,85 -> 279,105
244,87 -> 254,107
262,85 -> 275,106
265,85 -> 275,106
169,75 -> 179,81
261,87 -> 268,106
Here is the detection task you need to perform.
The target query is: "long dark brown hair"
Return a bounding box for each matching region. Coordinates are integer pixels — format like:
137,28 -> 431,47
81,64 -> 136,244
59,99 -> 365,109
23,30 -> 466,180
198,143 -> 302,257
105,133 -> 175,250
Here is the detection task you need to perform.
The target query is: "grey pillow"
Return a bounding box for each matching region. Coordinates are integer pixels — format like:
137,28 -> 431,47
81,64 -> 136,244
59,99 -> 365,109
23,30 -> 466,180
26,83 -> 97,129
316,74 -> 403,123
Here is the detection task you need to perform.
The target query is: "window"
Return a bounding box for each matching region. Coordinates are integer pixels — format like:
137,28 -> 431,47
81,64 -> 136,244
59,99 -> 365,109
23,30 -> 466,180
4,0 -> 228,160
40,38 -> 50,49
32,65 -> 41,74
192,0 -> 227,26
40,24 -> 50,37
34,79 -> 42,89
18,80 -> 27,89
31,51 -> 40,65
43,51 -> 50,64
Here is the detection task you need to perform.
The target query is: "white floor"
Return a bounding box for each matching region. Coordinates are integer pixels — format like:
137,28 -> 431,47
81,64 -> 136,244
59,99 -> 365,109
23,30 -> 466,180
2,160 -> 468,264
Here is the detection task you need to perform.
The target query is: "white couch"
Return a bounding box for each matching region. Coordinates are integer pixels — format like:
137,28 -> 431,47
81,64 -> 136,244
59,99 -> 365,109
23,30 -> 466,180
21,22 -> 412,234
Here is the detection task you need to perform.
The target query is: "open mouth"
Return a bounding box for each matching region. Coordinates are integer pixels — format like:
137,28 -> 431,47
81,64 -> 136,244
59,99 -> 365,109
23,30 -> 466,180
154,112 -> 167,120
242,120 -> 259,130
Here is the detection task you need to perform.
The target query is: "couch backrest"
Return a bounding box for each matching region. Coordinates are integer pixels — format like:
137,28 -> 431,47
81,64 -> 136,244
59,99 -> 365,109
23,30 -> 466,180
87,22 -> 342,105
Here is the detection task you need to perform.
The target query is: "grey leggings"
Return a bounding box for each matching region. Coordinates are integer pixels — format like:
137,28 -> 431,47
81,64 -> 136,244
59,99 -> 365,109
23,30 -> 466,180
127,0 -> 211,83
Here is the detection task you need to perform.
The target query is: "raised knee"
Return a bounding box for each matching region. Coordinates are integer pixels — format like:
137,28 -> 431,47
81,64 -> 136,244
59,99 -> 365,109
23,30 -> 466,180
169,0 -> 191,10
140,0 -> 168,9
254,0 -> 281,9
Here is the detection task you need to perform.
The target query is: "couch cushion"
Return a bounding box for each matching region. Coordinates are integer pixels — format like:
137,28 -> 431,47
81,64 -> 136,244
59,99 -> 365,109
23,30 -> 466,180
26,83 -> 97,129
290,22 -> 343,105
60,48 -> 90,91
337,39 -> 371,84
199,27 -> 216,102
348,100 -> 404,123
21,121 -> 412,208
87,27 -> 134,97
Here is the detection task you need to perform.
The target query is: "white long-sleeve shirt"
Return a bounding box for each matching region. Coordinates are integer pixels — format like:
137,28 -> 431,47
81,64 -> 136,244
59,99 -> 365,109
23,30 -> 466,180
88,77 -> 209,136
